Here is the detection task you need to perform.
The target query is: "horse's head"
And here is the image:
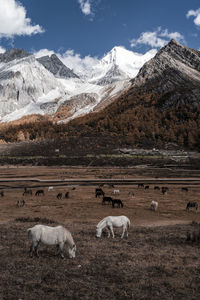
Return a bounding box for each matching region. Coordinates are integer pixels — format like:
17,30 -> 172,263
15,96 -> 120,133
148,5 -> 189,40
96,226 -> 102,238
68,244 -> 76,258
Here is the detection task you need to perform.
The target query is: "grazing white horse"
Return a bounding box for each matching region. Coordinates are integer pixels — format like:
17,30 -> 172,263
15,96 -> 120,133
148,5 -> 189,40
96,216 -> 130,239
48,186 -> 54,191
27,225 -> 76,259
113,189 -> 120,195
150,200 -> 158,211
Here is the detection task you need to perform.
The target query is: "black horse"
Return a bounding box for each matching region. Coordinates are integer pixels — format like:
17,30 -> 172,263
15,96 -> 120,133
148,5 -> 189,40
65,192 -> 69,199
35,190 -> 44,196
102,197 -> 112,205
186,201 -> 198,212
96,188 -> 105,198
111,199 -> 124,208
57,193 -> 62,200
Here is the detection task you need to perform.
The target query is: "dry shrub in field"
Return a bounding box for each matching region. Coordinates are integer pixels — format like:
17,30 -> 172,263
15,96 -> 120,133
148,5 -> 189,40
186,222 -> 200,242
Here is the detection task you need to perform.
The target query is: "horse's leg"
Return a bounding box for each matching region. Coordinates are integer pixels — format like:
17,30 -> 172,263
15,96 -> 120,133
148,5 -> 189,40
106,227 -> 111,238
35,241 -> 40,257
121,226 -> 126,238
109,225 -> 115,238
59,243 -> 65,259
29,242 -> 34,257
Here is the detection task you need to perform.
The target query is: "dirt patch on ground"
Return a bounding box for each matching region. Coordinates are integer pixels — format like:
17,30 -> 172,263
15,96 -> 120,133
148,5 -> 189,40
0,166 -> 200,299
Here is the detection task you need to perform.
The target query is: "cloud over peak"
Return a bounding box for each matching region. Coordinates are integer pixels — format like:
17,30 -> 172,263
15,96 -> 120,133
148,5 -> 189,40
130,27 -> 185,49
0,0 -> 44,38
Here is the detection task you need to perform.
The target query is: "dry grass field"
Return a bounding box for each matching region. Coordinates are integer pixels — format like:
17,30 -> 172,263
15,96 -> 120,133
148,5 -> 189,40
0,166 -> 200,299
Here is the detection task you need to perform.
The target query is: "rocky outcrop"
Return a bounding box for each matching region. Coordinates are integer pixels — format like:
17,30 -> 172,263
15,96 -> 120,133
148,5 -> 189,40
0,49 -> 30,63
37,54 -> 79,79
131,39 -> 200,108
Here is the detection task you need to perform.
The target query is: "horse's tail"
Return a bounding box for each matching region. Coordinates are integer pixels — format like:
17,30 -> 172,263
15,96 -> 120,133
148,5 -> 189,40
27,228 -> 32,239
127,218 -> 131,228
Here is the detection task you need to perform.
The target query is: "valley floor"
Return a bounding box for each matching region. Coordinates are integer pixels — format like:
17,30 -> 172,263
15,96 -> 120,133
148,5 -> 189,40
0,166 -> 200,299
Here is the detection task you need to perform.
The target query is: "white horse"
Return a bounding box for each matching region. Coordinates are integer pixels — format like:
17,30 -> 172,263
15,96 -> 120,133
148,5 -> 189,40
150,200 -> 158,211
27,224 -> 76,259
96,216 -> 130,239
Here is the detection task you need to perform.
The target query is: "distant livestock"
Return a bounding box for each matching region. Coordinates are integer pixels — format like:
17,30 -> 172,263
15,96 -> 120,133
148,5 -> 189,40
162,187 -> 168,195
113,189 -> 120,195
186,201 -> 198,212
96,215 -> 130,239
57,193 -> 62,200
27,225 -> 76,259
150,200 -> 158,211
182,187 -> 189,192
95,188 -> 104,198
65,192 -> 69,199
145,185 -> 149,190
102,197 -> 112,205
17,199 -> 25,207
154,186 -> 160,190
35,190 -> 44,196
48,186 -> 54,192
0,191 -> 4,197
138,183 -> 144,188
111,199 -> 123,208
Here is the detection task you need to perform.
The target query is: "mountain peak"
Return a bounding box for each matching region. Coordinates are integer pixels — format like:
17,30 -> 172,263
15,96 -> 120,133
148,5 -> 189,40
37,54 -> 79,79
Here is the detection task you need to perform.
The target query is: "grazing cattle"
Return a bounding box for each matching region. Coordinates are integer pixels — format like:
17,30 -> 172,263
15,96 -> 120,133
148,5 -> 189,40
96,215 -> 130,238
186,202 -> 198,212
145,185 -> 149,190
150,200 -> 158,211
48,186 -> 54,192
35,190 -> 44,196
27,225 -> 76,259
138,183 -> 144,188
65,192 -> 69,199
111,199 -> 124,208
113,189 -> 120,195
57,193 -> 62,200
154,186 -> 160,190
182,187 -> 189,192
0,191 -> 4,197
95,188 -> 104,198
102,197 -> 112,205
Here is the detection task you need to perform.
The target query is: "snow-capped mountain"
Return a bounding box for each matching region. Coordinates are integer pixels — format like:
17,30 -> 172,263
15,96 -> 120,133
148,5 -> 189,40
88,46 -> 156,85
0,46 -> 156,123
0,51 -> 67,122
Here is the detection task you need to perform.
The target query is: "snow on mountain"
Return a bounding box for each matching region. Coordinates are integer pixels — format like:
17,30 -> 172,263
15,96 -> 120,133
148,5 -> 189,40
0,54 -> 66,122
0,46 -> 156,123
88,46 -> 156,85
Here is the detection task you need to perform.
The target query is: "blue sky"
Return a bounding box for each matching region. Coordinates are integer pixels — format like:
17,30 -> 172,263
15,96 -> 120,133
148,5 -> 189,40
0,0 -> 199,59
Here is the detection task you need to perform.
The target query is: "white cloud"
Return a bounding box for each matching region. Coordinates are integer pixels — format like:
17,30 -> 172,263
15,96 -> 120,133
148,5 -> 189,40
0,0 -> 44,38
186,8 -> 200,26
78,0 -> 92,16
130,27 -> 185,48
34,48 -> 55,58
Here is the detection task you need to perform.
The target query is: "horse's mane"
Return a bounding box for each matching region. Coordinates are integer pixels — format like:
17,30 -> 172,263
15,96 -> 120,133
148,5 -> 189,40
96,216 -> 108,228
